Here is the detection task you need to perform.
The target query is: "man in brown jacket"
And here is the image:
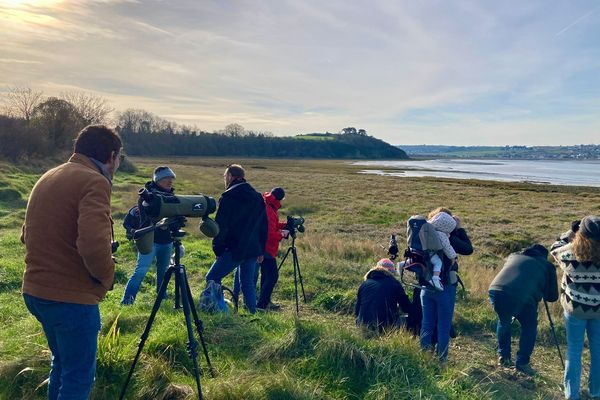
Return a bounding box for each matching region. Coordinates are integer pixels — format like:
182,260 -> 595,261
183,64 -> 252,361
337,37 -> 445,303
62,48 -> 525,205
21,125 -> 122,400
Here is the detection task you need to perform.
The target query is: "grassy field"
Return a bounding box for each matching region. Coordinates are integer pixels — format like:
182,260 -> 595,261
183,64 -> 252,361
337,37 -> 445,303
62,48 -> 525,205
1,157 -> 600,399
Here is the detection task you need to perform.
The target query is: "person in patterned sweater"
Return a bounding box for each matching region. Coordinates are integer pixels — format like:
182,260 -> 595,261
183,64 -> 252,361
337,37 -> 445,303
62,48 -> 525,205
552,215 -> 600,400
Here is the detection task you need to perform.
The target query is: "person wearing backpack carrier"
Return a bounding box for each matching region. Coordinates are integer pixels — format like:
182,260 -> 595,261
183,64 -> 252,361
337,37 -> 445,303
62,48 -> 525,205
489,244 -> 558,375
121,166 -> 177,305
420,207 -> 473,362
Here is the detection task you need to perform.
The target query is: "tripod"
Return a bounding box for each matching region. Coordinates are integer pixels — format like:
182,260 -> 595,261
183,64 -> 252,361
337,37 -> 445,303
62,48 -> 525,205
277,235 -> 306,314
120,217 -> 214,400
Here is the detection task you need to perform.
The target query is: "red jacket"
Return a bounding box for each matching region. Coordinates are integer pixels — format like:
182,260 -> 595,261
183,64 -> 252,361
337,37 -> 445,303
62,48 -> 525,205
263,192 -> 287,257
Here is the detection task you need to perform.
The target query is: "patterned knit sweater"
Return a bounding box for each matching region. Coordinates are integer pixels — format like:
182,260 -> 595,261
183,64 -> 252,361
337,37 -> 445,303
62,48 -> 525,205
551,243 -> 600,320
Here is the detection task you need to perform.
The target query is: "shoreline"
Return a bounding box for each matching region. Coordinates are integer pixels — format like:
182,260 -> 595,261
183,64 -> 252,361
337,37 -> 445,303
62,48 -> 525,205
354,158 -> 600,188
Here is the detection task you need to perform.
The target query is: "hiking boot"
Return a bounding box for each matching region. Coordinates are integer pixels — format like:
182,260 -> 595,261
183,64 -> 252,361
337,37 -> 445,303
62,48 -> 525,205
429,276 -> 444,291
266,302 -> 281,311
498,356 -> 513,368
515,363 -> 536,376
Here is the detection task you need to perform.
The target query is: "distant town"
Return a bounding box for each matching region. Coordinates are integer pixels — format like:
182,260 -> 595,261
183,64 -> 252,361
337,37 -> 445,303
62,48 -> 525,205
398,144 -> 600,160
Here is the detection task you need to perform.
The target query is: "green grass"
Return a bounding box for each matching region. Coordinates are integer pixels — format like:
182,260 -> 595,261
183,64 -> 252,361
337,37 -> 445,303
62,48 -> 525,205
1,156 -> 599,399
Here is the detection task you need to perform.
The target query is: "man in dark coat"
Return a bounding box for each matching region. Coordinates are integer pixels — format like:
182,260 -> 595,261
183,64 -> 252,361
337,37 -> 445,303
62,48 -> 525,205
489,244 -> 559,374
205,164 -> 268,313
355,259 -> 412,332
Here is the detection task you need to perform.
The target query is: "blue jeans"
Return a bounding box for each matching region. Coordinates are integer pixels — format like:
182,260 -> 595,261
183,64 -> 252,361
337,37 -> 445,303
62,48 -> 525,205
233,257 -> 279,309
206,251 -> 258,313
420,284 -> 457,361
489,290 -> 538,366
122,242 -> 173,305
232,263 -> 260,302
564,312 -> 600,400
23,294 -> 101,400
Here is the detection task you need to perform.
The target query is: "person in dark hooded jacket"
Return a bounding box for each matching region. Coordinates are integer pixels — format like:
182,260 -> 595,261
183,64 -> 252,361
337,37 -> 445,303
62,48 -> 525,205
232,187 -> 288,310
489,244 -> 559,374
355,258 -> 412,332
205,164 -> 268,313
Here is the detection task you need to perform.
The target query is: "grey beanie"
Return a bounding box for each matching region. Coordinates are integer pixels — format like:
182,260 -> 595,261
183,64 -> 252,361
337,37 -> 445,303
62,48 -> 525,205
153,166 -> 176,182
580,215 -> 600,240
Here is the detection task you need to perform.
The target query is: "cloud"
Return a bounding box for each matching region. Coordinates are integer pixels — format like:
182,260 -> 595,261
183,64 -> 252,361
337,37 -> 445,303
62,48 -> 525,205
1,0 -> 599,144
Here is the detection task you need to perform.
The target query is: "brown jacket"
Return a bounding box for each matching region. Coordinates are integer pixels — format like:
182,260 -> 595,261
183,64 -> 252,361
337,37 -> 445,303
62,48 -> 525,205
21,153 -> 115,304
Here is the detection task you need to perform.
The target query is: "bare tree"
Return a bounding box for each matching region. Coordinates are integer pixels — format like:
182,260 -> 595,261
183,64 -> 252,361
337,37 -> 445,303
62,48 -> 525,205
116,108 -> 173,134
223,123 -> 245,137
2,86 -> 44,121
60,91 -> 114,125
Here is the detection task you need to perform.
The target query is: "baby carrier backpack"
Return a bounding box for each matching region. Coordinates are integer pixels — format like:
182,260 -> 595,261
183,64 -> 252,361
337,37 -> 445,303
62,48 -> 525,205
401,215 -> 444,290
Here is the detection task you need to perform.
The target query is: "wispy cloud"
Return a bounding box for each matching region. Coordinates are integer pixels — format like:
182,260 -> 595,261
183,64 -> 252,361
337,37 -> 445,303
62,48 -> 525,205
556,6 -> 599,36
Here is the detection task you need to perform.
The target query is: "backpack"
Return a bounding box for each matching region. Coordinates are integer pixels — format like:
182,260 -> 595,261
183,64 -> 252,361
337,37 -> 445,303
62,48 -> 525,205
401,215 -> 445,289
199,280 -> 230,313
123,206 -> 142,240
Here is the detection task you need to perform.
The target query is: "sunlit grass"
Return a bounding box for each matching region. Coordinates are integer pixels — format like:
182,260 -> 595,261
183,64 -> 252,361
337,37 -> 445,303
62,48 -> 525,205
1,157 -> 599,399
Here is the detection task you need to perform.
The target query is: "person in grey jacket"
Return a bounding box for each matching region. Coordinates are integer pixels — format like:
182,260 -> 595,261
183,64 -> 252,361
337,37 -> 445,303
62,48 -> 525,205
489,244 -> 559,374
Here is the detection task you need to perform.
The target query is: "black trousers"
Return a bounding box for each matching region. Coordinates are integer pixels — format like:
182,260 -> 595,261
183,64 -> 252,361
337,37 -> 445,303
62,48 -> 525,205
257,257 -> 279,309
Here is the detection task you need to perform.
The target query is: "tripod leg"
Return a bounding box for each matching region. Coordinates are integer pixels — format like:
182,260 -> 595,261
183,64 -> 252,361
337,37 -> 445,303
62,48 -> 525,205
177,268 -> 204,400
182,268 -> 215,377
292,248 -> 299,314
292,248 -> 307,303
119,266 -> 174,400
277,247 -> 293,272
174,271 -> 181,309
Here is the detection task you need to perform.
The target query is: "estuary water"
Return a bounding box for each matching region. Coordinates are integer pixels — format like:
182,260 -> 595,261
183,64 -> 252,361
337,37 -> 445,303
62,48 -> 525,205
354,159 -> 600,187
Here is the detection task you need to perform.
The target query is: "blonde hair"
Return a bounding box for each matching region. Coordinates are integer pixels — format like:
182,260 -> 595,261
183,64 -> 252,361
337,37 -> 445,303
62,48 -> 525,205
572,231 -> 600,264
428,207 -> 452,220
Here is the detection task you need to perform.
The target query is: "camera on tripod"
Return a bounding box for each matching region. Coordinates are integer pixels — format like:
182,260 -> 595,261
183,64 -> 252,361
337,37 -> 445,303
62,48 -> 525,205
388,234 -> 399,260
133,188 -> 219,254
285,215 -> 305,238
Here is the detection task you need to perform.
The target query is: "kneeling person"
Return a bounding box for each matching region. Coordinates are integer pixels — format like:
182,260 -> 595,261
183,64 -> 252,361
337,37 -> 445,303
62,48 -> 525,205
355,258 -> 412,332
489,244 -> 558,374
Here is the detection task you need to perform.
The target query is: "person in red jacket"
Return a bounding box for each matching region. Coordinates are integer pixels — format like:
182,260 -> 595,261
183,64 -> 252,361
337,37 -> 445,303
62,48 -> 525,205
257,187 -> 288,310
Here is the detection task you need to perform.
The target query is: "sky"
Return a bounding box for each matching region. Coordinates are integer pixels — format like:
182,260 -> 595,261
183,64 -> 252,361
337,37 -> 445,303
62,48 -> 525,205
1,0 -> 599,146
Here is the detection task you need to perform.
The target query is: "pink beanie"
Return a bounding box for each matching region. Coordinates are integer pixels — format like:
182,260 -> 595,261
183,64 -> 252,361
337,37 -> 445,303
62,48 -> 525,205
376,258 -> 395,273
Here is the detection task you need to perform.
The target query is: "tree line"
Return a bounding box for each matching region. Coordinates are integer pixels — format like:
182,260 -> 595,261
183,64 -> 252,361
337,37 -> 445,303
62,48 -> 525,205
0,86 -> 407,162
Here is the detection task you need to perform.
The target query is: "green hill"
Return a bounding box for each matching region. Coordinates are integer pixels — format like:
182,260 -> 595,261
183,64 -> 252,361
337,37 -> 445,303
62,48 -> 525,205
120,131 -> 409,160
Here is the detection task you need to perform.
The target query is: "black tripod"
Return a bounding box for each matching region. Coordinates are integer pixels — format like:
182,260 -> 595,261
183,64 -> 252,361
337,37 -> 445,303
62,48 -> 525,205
277,235 -> 306,314
120,217 -> 213,400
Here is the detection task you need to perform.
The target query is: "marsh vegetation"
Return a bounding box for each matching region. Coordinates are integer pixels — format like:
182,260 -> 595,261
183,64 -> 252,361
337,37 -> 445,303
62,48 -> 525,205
1,157 -> 599,399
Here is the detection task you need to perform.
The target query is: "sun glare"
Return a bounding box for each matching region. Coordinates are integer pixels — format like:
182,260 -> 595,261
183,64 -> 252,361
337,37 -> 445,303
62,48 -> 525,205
0,0 -> 62,6
0,0 -> 62,26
